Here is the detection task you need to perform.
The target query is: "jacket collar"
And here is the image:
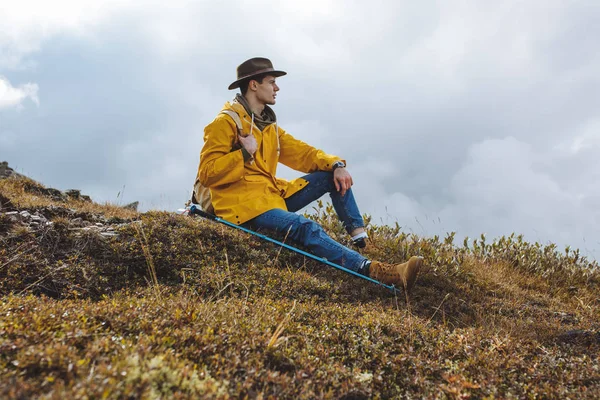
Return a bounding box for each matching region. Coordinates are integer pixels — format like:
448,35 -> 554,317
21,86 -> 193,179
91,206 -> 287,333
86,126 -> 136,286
227,94 -> 277,131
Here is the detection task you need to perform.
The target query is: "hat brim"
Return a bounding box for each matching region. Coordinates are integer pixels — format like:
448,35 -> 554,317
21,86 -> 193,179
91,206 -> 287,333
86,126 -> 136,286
228,70 -> 287,90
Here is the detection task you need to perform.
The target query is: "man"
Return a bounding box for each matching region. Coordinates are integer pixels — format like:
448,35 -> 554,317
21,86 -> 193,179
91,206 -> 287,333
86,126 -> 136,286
195,57 -> 422,293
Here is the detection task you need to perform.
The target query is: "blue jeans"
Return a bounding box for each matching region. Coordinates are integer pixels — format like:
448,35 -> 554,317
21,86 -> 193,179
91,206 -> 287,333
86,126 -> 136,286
246,171 -> 367,272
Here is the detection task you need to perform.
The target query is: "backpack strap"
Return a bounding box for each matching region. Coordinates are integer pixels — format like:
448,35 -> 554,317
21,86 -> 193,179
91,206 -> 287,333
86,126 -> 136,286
220,109 -> 256,164
221,109 -> 281,155
220,109 -> 244,133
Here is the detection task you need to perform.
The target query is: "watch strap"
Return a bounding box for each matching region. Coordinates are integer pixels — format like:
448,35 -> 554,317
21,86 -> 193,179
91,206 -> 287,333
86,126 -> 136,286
332,161 -> 346,171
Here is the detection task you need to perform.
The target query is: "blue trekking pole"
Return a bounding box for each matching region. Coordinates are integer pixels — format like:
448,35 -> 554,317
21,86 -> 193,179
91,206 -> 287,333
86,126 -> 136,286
188,204 -> 401,294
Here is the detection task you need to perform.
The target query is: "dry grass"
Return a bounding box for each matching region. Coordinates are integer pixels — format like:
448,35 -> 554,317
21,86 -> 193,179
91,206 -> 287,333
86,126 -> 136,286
0,177 -> 138,221
0,176 -> 599,399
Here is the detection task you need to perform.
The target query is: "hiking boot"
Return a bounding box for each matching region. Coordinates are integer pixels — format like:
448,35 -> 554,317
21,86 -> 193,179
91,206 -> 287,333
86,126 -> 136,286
369,256 -> 423,293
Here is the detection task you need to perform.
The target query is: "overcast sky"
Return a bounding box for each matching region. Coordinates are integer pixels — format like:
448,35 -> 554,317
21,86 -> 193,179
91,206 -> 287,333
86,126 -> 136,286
1,0 -> 599,259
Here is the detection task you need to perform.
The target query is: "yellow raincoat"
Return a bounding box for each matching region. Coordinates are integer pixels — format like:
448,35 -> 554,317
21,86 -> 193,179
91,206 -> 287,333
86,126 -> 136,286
196,101 -> 343,225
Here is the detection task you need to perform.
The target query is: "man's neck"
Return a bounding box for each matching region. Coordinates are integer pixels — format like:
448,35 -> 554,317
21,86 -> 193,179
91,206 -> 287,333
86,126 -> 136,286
244,94 -> 265,116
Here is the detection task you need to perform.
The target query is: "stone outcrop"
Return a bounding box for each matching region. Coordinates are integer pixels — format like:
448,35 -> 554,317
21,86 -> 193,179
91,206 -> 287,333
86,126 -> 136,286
0,161 -> 26,180
1,161 -> 135,209
123,201 -> 139,211
0,161 -> 88,202
1,204 -> 129,240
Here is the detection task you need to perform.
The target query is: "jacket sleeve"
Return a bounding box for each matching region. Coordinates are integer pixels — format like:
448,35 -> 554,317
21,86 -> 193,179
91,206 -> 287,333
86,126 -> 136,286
277,127 -> 344,173
198,116 -> 245,187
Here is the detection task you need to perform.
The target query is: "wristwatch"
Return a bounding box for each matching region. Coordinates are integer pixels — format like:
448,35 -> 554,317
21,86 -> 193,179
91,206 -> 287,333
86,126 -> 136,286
332,161 -> 346,171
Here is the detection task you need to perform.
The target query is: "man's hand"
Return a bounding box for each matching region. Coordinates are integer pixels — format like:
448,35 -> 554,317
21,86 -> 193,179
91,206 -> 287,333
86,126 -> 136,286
333,167 -> 353,197
238,133 -> 258,156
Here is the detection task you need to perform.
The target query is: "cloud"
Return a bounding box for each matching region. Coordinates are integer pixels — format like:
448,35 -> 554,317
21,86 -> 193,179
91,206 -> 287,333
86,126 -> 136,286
2,0 -> 600,259
0,0 -> 141,68
352,134 -> 600,258
440,136 -> 599,256
0,76 -> 39,109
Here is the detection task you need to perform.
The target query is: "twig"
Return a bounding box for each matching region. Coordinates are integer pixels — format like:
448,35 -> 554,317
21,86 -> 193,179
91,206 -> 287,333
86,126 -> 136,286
267,300 -> 297,348
427,293 -> 451,326
209,282 -> 234,303
133,222 -> 160,298
224,250 -> 233,296
405,287 -> 414,345
275,225 -> 293,265
1,245 -> 33,271
18,265 -> 67,295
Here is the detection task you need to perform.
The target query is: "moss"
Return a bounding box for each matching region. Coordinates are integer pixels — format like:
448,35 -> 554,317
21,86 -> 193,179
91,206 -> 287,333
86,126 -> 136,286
0,177 -> 599,398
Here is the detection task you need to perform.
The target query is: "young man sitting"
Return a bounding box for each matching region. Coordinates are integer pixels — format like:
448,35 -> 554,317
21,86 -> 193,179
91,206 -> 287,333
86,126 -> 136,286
195,57 -> 423,294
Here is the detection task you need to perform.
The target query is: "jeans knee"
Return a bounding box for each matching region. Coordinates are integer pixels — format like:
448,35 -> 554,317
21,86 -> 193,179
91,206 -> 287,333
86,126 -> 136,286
319,171 -> 337,193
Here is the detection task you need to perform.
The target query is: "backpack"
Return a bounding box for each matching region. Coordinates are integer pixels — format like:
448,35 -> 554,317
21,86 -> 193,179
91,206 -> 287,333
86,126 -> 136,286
191,110 -> 244,214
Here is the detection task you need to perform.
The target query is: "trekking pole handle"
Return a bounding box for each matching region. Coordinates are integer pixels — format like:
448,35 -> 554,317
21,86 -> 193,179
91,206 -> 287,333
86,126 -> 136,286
189,204 -> 217,220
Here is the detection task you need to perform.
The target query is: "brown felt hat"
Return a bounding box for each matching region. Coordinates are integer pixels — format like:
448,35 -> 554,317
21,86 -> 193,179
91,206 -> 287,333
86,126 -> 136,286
228,57 -> 287,90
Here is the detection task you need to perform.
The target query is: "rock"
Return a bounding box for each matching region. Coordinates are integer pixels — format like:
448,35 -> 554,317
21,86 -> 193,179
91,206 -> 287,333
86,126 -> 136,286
0,161 -> 26,180
0,193 -> 14,210
65,189 -> 81,200
1,163 -> 93,202
64,189 -> 92,202
39,187 -> 66,202
123,201 -> 139,211
553,311 -> 578,324
557,329 -> 600,346
100,232 -> 119,239
30,215 -> 44,223
0,161 -> 10,178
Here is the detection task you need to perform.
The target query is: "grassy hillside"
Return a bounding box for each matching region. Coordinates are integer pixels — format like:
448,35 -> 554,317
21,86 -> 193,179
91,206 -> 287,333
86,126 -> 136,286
1,176 -> 599,399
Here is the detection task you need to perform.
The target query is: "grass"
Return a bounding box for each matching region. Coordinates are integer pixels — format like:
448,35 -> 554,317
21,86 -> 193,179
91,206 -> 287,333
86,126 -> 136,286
1,176 -> 599,399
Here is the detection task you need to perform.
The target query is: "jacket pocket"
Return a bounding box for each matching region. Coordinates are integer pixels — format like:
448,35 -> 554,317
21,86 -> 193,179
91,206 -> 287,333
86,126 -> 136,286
244,174 -> 278,196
